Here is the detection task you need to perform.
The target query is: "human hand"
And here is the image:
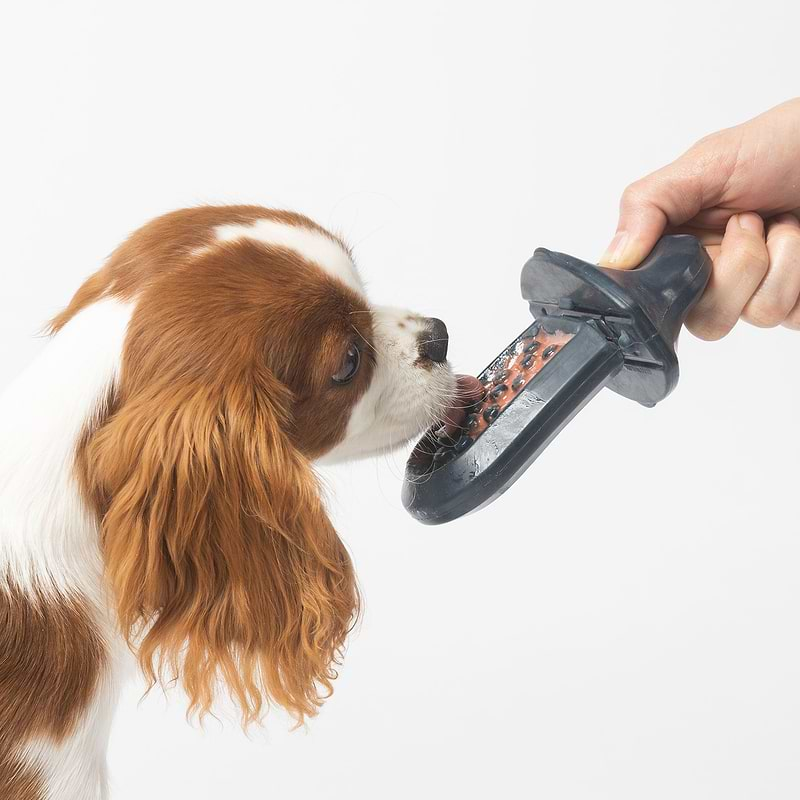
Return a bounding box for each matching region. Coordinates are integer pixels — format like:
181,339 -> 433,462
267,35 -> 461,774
599,98 -> 800,339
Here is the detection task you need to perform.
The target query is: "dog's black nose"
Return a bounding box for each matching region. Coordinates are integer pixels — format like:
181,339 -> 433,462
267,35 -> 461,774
418,317 -> 449,363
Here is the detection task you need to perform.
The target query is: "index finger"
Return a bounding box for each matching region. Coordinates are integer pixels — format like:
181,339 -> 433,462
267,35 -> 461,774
600,141 -> 732,269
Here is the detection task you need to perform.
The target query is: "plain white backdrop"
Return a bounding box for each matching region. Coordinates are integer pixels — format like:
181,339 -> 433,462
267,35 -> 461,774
2,2 -> 799,798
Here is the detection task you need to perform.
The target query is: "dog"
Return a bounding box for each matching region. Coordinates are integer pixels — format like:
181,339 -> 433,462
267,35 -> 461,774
0,206 -> 481,799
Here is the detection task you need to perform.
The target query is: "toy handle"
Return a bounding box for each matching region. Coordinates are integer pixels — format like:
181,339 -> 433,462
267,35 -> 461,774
521,235 -> 712,406
600,235 -> 711,357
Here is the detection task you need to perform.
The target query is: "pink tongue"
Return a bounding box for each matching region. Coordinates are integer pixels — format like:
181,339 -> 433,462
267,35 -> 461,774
440,375 -> 484,435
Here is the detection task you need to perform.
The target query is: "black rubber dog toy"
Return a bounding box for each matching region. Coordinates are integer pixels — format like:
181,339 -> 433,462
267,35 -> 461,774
402,235 -> 712,525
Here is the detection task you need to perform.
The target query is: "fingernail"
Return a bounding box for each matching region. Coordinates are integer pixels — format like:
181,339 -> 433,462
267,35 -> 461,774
737,212 -> 763,235
600,231 -> 630,266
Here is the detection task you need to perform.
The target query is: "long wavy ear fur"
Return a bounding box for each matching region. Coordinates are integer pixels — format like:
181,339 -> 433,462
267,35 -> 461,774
81,372 -> 359,725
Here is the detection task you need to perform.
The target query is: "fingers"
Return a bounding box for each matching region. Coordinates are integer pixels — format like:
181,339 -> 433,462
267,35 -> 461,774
685,213 -> 769,340
685,212 -> 800,339
599,144 -> 725,270
744,214 -> 800,329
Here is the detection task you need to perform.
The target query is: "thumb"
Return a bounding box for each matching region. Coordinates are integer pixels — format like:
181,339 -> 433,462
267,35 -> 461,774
599,155 -> 709,269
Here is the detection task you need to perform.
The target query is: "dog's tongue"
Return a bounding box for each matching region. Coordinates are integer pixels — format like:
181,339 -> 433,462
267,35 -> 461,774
440,375 -> 484,436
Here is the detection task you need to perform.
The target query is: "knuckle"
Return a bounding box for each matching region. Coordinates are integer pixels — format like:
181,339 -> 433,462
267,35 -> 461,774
621,180 -> 651,207
693,133 -> 717,148
742,298 -> 789,328
693,130 -> 727,149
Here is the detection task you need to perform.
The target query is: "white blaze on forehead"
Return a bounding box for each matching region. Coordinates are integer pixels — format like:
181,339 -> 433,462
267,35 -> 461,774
215,219 -> 364,294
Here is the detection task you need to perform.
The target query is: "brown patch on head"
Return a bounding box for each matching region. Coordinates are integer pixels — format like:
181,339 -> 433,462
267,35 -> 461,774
49,205 -> 351,334
0,579 -> 104,787
55,204 -> 372,459
70,205 -> 368,724
117,236 -> 374,459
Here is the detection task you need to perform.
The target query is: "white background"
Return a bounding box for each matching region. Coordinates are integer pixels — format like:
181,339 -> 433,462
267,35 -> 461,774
2,2 -> 799,798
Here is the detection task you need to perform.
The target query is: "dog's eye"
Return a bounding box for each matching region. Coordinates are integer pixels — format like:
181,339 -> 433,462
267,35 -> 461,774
332,344 -> 361,385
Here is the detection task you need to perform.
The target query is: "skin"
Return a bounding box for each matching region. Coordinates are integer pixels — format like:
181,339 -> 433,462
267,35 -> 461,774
599,98 -> 800,340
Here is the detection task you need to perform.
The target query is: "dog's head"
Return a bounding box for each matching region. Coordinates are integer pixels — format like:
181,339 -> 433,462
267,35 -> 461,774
58,206 -> 474,724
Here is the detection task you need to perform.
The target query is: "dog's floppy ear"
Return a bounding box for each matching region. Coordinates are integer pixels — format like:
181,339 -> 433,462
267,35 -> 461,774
81,369 -> 359,724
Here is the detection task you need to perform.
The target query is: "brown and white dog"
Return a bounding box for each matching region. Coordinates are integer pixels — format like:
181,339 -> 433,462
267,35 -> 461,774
0,206 -> 480,799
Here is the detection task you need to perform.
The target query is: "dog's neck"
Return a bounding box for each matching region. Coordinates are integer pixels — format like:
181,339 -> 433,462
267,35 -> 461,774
0,297 -> 131,597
